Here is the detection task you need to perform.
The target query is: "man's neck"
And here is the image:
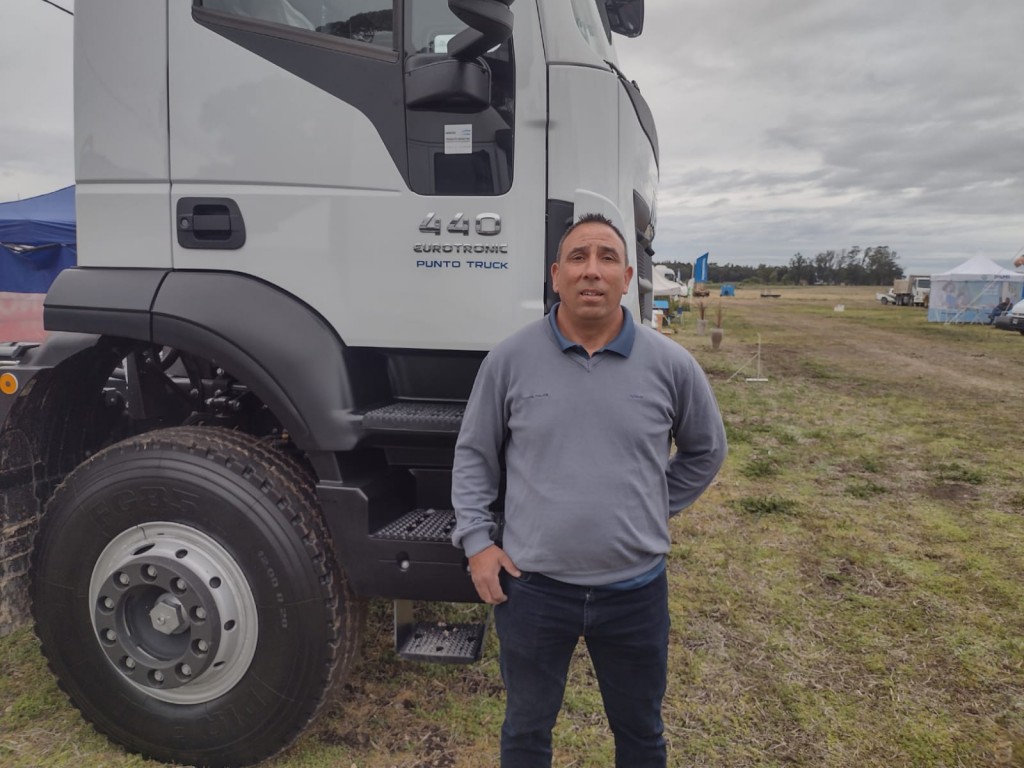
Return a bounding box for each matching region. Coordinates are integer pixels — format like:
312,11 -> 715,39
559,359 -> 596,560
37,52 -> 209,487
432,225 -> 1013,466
556,308 -> 625,355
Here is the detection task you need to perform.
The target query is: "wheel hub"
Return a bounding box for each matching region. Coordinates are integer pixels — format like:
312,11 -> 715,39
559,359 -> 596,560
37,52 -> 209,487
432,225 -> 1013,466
90,522 -> 259,704
149,594 -> 187,635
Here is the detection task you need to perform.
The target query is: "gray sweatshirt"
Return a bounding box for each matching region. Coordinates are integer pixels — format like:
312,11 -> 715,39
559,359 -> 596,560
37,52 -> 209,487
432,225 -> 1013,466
451,308 -> 727,586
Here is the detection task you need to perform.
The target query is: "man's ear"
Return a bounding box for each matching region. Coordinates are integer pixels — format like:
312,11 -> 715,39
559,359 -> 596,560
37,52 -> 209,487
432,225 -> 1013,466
623,264 -> 634,294
551,261 -> 561,294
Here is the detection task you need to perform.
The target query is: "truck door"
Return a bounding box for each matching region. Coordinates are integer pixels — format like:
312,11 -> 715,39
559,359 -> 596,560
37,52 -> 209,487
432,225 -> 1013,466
168,1 -> 547,351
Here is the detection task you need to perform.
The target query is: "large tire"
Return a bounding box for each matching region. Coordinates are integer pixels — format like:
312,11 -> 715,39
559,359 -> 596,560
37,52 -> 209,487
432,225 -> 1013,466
30,427 -> 361,767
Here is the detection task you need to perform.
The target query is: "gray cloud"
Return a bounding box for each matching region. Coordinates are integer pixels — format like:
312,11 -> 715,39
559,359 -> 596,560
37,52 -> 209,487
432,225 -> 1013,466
618,0 -> 1024,272
0,0 -> 75,200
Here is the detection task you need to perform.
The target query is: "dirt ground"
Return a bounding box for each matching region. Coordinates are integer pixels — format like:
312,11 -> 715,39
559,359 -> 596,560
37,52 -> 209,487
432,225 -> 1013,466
708,286 -> 1023,403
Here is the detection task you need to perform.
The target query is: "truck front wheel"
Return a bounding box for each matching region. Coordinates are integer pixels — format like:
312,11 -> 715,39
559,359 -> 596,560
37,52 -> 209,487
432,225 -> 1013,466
30,427 -> 360,767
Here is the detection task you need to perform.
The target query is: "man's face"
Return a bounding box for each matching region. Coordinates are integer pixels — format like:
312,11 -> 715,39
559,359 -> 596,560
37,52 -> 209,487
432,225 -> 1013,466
551,222 -> 634,325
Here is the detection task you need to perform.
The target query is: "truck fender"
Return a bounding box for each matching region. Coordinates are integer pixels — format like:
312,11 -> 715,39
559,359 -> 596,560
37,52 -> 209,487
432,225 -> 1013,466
43,268 -> 384,451
152,271 -> 380,451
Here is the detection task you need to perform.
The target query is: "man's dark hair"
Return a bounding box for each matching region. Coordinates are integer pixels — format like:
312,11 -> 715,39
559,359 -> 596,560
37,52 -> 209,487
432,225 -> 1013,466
556,213 -> 630,265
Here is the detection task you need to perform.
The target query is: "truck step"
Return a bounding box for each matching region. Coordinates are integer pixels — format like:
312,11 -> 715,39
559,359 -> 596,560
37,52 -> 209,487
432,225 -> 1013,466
394,600 -> 489,664
371,507 -> 456,543
362,402 -> 464,435
397,620 -> 488,664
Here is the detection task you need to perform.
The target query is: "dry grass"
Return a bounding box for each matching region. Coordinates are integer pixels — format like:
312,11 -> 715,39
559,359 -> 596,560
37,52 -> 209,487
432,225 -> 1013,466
2,285 -> 1023,767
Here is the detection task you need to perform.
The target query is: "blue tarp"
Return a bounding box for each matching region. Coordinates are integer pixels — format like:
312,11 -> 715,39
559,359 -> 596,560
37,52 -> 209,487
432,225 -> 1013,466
0,186 -> 76,293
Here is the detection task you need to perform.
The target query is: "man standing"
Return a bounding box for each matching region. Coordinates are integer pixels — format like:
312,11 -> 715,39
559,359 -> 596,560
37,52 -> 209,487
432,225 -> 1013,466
452,213 -> 727,767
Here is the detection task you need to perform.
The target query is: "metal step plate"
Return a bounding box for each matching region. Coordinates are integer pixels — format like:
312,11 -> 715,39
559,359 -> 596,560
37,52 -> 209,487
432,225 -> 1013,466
362,402 -> 465,434
371,508 -> 456,543
397,621 -> 487,664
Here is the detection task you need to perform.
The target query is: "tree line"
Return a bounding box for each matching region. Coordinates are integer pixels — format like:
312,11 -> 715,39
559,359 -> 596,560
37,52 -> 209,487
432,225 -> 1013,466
659,246 -> 905,286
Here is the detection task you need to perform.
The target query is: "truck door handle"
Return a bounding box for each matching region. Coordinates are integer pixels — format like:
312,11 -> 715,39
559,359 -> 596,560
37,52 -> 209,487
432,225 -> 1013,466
192,213 -> 231,232
176,198 -> 246,250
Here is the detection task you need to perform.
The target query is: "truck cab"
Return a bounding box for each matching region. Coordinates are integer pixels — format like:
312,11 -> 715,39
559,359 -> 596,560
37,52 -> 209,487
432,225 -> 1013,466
891,275 -> 931,306
0,2 -> 658,765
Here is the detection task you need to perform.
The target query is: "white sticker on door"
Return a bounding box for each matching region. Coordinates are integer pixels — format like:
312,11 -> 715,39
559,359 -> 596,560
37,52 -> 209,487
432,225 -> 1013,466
444,124 -> 473,155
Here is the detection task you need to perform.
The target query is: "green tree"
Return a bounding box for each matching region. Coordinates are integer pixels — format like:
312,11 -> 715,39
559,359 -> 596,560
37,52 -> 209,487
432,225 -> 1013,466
862,246 -> 902,285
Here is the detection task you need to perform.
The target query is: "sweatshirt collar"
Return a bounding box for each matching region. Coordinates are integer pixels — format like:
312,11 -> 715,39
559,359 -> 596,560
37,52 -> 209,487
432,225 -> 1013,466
548,303 -> 635,358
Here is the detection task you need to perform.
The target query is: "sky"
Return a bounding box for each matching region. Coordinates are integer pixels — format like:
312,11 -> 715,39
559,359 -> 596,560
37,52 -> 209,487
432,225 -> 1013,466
616,0 -> 1024,273
0,0 -> 74,204
1,0 -> 1022,274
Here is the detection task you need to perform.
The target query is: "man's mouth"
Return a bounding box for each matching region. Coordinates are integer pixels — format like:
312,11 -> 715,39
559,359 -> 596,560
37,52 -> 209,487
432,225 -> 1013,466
580,289 -> 604,297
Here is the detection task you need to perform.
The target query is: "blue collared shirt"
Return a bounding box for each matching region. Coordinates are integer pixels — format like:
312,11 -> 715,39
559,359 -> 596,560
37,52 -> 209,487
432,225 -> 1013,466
547,302 -> 636,359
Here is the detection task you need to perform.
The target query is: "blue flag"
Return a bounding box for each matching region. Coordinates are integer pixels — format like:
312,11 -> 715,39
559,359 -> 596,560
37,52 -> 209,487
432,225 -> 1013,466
694,252 -> 709,283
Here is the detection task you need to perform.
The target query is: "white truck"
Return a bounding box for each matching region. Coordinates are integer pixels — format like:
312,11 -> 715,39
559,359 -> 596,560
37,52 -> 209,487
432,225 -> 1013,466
0,1 -> 658,765
885,275 -> 931,306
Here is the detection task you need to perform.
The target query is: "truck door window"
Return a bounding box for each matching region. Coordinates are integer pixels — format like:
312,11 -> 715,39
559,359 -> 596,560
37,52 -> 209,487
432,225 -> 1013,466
405,0 -> 515,196
408,1 -> 464,53
198,0 -> 395,50
570,0 -> 614,58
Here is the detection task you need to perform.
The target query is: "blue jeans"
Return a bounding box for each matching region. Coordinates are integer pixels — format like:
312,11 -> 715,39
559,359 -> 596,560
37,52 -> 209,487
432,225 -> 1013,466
494,569 -> 670,768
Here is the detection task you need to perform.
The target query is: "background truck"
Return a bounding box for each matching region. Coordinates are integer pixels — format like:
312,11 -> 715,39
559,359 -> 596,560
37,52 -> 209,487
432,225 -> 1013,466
0,1 -> 657,766
889,275 -> 931,306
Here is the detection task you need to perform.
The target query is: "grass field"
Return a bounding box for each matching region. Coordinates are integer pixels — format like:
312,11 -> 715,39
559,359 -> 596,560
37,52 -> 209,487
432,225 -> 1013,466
2,285 -> 1022,767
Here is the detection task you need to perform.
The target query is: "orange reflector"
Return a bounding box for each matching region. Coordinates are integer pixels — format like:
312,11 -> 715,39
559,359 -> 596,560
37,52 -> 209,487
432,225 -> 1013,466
0,372 -> 18,395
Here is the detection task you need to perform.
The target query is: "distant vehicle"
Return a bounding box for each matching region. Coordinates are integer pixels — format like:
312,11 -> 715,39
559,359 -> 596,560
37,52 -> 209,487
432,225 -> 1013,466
687,277 -> 710,297
876,289 -> 898,305
889,276 -> 931,307
993,299 -> 1024,334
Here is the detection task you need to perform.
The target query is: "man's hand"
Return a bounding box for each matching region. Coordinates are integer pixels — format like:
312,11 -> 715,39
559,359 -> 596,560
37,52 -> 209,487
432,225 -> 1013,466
468,545 -> 521,605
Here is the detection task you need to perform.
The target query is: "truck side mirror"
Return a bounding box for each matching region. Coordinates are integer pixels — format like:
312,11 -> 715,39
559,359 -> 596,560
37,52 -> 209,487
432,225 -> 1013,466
605,0 -> 644,37
405,0 -> 515,112
405,55 -> 491,111
446,0 -> 514,61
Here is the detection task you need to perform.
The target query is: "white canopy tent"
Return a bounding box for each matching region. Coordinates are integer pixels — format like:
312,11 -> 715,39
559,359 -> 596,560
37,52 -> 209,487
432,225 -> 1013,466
928,256 -> 1024,324
652,266 -> 686,297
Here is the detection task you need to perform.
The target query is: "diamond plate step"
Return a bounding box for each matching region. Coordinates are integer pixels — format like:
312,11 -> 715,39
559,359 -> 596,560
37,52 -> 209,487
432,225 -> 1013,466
397,620 -> 487,664
362,402 -> 464,434
371,508 -> 456,543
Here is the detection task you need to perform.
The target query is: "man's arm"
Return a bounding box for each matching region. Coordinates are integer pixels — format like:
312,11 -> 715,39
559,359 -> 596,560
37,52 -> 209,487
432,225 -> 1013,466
451,355 -> 520,603
666,357 -> 728,514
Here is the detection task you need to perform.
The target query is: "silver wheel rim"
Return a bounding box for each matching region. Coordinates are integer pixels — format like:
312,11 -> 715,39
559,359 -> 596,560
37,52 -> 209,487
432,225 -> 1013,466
89,522 -> 259,704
